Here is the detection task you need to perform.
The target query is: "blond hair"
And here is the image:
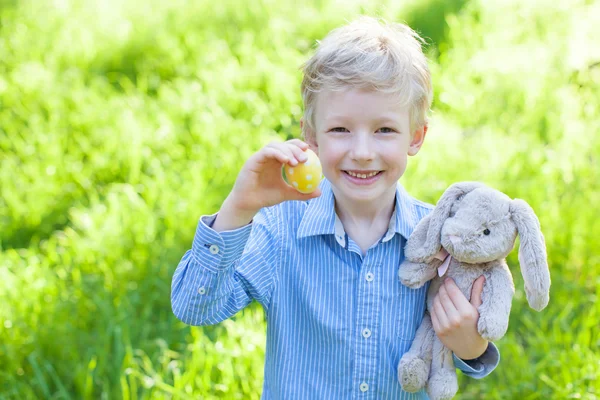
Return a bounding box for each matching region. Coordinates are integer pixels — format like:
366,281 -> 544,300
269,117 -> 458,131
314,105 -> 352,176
301,16 -> 433,138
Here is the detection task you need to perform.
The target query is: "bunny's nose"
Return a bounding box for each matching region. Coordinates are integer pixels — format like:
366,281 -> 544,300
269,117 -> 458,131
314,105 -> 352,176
448,235 -> 462,246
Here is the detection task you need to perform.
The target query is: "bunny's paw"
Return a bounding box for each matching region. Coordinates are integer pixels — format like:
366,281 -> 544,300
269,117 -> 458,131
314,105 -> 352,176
477,312 -> 509,342
398,354 -> 429,392
427,369 -> 458,400
399,260 -> 436,289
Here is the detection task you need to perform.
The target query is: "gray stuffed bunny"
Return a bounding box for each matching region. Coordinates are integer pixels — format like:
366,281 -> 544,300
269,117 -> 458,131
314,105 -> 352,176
397,182 -> 551,400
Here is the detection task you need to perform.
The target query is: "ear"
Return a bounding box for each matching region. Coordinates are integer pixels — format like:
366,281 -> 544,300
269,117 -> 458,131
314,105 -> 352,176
510,199 -> 551,311
300,118 -> 318,152
409,182 -> 485,261
408,123 -> 427,156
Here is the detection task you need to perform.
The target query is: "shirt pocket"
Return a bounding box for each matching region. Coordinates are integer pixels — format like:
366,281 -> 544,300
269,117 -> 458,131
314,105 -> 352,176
397,283 -> 426,342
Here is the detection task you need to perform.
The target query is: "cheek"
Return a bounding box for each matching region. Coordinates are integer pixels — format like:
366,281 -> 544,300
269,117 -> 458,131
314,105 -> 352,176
396,157 -> 409,171
317,143 -> 344,167
385,154 -> 408,176
382,141 -> 409,164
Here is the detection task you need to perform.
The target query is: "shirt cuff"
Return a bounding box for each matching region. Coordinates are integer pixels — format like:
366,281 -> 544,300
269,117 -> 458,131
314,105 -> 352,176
191,213 -> 253,273
453,342 -> 500,379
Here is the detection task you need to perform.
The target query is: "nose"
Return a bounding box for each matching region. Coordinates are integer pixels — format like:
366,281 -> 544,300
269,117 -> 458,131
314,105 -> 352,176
349,131 -> 375,162
448,235 -> 462,246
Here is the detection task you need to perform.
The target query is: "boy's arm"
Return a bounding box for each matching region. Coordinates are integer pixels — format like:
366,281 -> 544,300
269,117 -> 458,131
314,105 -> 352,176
171,138 -> 320,326
431,277 -> 501,378
170,206 -> 279,326
171,139 -> 320,325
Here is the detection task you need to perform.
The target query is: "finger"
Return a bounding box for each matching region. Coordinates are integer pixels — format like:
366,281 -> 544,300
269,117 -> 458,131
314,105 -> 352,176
285,143 -> 309,163
286,139 -> 309,150
260,147 -> 292,165
443,278 -> 472,311
309,187 -> 322,198
438,284 -> 460,325
470,275 -> 486,309
267,143 -> 299,166
433,295 -> 449,331
430,309 -> 441,333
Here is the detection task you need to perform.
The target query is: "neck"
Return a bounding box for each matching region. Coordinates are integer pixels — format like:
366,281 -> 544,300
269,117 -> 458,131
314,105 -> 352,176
333,186 -> 396,229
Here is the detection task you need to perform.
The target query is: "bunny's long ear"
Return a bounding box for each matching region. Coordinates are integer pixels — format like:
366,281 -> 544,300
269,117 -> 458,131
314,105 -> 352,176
406,181 -> 484,262
510,199 -> 551,311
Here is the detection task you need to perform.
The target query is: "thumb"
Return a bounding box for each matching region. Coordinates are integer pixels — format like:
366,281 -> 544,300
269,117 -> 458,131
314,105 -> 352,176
299,187 -> 322,200
470,275 -> 486,308
286,187 -> 322,201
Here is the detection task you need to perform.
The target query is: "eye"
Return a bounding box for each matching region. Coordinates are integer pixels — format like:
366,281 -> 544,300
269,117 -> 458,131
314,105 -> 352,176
456,194 -> 465,201
483,229 -> 491,235
330,127 -> 349,132
377,127 -> 396,133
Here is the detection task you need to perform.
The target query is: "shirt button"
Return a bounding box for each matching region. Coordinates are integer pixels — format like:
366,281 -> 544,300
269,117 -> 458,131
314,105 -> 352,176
365,272 -> 374,282
360,382 -> 369,392
198,287 -> 206,295
209,245 -> 220,254
362,328 -> 371,338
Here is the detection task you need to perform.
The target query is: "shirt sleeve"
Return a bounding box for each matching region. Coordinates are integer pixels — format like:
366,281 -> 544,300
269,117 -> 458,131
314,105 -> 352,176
170,207 -> 279,326
453,342 -> 500,379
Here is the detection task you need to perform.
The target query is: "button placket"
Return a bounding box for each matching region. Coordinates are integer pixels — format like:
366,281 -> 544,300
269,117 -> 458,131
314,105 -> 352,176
352,260 -> 380,398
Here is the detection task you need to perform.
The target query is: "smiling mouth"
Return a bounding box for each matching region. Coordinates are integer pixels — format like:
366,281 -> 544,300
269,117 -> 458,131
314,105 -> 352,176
343,170 -> 383,179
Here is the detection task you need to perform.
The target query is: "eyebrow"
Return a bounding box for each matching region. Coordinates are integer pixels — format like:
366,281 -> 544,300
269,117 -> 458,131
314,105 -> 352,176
326,110 -> 402,119
324,115 -> 401,123
322,117 -> 404,131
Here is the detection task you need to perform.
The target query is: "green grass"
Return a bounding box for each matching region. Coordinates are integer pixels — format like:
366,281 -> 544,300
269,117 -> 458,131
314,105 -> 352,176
1,0 -> 599,398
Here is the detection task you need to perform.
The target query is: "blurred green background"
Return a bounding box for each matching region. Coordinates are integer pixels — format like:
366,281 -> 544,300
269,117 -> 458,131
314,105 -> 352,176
1,0 -> 599,398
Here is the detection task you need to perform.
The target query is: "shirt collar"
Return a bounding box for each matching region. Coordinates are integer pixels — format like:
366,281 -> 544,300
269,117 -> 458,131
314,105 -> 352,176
385,183 -> 419,242
297,178 -> 420,243
296,178 -> 338,239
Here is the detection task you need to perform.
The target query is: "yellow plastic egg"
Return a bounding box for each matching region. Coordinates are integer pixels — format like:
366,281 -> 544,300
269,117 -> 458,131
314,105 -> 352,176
283,149 -> 323,194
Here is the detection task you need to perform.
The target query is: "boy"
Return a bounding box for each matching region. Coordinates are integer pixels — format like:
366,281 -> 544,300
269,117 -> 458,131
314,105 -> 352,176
171,16 -> 499,398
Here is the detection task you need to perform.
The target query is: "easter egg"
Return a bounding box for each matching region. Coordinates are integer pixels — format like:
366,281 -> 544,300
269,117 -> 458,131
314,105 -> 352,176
283,148 -> 323,194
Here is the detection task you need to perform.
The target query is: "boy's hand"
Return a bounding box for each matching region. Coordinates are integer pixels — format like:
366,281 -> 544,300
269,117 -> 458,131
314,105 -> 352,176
430,276 -> 489,360
213,139 -> 321,231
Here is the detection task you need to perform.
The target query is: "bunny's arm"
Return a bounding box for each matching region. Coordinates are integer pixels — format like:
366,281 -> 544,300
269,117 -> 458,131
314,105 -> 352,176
477,261 -> 515,341
399,213 -> 444,288
398,258 -> 442,289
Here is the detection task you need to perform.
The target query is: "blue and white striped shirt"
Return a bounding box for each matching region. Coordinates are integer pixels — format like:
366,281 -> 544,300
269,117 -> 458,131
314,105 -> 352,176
171,178 -> 499,399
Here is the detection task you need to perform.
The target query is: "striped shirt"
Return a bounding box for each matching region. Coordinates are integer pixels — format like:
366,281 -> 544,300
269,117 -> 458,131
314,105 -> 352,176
171,178 -> 499,399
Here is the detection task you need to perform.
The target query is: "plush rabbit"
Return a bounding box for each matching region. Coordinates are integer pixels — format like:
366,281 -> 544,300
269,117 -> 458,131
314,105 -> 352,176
397,182 -> 551,400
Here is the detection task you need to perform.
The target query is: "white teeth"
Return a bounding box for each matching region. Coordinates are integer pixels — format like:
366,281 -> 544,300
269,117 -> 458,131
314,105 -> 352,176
346,171 -> 379,178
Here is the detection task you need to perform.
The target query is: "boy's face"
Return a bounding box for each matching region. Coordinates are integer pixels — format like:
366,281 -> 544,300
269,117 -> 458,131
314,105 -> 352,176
304,88 -> 426,206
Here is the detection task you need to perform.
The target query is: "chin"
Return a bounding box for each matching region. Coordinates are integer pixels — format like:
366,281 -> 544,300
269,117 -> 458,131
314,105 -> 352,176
341,189 -> 380,203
